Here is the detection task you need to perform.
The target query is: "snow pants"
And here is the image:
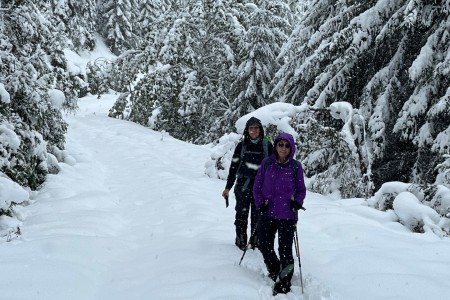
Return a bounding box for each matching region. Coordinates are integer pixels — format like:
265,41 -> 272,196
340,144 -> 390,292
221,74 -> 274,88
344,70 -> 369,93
258,216 -> 296,288
234,177 -> 259,245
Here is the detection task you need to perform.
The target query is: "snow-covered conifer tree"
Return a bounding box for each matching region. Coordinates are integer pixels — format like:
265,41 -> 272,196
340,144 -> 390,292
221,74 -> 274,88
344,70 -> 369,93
393,2 -> 450,186
98,0 -> 137,55
126,4 -> 204,141
185,0 -> 243,143
0,1 -> 68,189
274,0 -> 450,195
110,1 -> 240,143
48,0 -> 97,50
136,0 -> 169,37
228,0 -> 291,122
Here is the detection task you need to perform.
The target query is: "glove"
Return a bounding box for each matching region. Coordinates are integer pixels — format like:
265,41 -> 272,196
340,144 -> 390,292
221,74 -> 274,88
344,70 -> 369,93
260,200 -> 269,213
290,200 -> 303,212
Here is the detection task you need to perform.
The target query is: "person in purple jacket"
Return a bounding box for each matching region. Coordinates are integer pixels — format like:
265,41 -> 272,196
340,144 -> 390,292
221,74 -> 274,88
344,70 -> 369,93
253,132 -> 306,295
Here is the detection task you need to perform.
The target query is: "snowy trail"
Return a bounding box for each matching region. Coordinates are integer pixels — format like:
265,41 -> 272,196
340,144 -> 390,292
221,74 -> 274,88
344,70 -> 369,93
1,94 -> 450,300
60,103 -> 240,299
0,95 -> 279,300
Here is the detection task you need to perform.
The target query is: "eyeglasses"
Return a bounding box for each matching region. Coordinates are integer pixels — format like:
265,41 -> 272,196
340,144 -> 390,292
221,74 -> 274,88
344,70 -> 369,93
277,142 -> 290,149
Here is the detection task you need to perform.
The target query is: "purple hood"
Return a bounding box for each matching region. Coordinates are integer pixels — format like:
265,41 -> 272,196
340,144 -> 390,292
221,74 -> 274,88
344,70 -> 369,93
273,132 -> 296,161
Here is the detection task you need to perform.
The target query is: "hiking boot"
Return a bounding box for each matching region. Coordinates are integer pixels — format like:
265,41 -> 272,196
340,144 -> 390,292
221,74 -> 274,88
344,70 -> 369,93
235,220 -> 247,250
249,235 -> 259,250
268,272 -> 278,282
235,235 -> 247,251
272,281 -> 291,295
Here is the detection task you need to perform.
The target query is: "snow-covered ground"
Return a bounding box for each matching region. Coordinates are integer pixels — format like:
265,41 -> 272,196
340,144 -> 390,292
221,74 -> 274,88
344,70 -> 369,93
1,94 -> 450,300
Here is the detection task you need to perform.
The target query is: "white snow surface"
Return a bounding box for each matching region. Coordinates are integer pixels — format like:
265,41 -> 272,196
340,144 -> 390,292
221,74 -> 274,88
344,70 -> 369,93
48,89 -> 66,109
0,83 -> 10,104
1,94 -> 450,300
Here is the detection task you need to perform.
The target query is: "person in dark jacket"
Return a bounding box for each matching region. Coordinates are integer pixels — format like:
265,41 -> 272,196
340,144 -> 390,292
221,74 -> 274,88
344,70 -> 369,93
253,132 -> 306,295
222,117 -> 273,250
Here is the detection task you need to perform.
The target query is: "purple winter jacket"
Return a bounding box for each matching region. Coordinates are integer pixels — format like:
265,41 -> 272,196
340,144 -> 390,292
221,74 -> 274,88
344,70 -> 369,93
253,132 -> 306,220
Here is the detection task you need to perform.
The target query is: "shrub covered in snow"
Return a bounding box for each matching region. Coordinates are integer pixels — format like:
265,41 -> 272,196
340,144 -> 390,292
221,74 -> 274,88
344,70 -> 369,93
368,181 -> 450,236
204,133 -> 241,180
0,174 -> 30,242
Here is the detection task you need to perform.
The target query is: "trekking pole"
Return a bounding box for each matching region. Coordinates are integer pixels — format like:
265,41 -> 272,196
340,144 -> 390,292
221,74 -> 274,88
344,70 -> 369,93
294,227 -> 304,294
238,215 -> 261,265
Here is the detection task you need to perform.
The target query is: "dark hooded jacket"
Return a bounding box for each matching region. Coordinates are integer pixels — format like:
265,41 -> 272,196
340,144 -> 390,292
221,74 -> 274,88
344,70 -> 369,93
253,132 -> 306,220
225,117 -> 273,190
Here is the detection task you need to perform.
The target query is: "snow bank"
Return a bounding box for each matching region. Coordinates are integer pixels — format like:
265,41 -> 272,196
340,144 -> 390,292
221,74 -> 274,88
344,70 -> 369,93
0,176 -> 29,209
393,191 -> 442,237
0,175 -> 29,239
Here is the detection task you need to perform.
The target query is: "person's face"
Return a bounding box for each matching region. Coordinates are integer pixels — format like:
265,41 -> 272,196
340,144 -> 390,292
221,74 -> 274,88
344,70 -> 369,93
276,139 -> 290,160
248,125 -> 260,139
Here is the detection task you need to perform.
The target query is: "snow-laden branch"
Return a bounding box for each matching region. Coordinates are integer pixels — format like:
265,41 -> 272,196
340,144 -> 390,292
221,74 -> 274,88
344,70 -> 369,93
235,102 -> 309,138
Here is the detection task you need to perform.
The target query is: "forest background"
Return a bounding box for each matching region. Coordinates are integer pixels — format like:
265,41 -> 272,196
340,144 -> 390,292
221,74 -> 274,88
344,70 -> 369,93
1,0 -> 450,234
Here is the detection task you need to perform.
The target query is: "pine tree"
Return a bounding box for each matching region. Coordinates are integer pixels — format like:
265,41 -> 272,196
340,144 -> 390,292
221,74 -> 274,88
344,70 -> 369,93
98,0 -> 137,55
104,0 -> 171,94
47,0 -> 97,50
136,0 -> 170,37
0,1 -> 68,189
111,1 -> 238,143
228,0 -> 291,121
393,1 -> 450,187
274,0 -> 450,195
126,4 -> 204,141
38,0 -> 96,102
186,0 -> 243,143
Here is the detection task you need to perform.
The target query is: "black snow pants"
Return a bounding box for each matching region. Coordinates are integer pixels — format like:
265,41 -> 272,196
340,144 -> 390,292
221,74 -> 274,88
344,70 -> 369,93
234,177 -> 259,246
258,215 -> 297,288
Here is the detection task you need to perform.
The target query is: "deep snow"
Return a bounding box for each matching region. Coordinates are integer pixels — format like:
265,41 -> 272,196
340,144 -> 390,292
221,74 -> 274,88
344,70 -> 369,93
1,94 -> 450,300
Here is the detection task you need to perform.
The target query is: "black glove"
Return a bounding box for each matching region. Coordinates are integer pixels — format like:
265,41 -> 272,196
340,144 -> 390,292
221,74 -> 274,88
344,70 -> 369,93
290,200 -> 303,212
223,195 -> 229,208
260,200 -> 269,213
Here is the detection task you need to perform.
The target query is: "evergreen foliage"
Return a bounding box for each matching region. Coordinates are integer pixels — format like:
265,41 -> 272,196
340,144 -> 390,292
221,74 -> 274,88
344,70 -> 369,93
109,0 -> 243,143
48,0 -> 97,50
86,57 -> 114,96
228,0 -> 291,122
0,0 -> 97,195
108,0 -> 295,143
97,0 -> 139,55
2,0 -> 450,207
273,0 -> 450,195
187,0 -> 241,143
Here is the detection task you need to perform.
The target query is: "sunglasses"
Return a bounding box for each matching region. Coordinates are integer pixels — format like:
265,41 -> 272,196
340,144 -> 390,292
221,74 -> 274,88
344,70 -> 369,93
277,142 -> 290,149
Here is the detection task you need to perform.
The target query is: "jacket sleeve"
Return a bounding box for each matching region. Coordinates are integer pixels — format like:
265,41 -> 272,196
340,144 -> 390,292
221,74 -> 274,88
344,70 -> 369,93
252,157 -> 266,209
294,161 -> 307,206
225,142 -> 242,190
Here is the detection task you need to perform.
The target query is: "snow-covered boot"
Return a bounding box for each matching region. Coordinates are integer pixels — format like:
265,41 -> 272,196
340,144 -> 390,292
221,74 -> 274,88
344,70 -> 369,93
272,281 -> 291,295
268,272 -> 278,282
